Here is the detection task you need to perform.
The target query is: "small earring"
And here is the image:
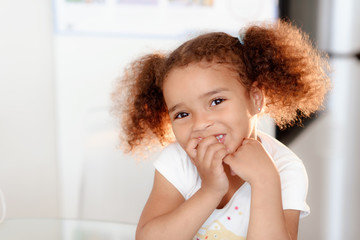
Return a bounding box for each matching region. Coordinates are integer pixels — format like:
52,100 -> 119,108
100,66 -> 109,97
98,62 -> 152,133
258,107 -> 261,112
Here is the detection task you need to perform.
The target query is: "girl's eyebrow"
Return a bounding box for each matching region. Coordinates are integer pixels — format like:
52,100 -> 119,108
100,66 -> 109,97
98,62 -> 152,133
168,103 -> 184,114
168,88 -> 229,114
199,88 -> 229,99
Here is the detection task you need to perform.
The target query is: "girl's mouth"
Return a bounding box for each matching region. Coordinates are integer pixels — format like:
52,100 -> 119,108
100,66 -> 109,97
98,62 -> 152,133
215,134 -> 225,143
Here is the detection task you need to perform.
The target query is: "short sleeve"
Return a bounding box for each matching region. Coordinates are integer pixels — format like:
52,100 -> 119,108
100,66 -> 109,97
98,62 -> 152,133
259,132 -> 310,218
153,143 -> 200,199
279,159 -> 310,218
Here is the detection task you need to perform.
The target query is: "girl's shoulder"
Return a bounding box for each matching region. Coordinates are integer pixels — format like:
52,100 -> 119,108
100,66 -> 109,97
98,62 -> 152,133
154,142 -> 188,172
154,142 -> 200,199
258,131 -> 291,153
258,131 -> 304,168
160,142 -> 187,158
259,132 -> 310,217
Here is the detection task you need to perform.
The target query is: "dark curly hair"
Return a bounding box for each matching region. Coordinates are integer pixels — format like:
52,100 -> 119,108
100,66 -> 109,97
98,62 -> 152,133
111,20 -> 331,152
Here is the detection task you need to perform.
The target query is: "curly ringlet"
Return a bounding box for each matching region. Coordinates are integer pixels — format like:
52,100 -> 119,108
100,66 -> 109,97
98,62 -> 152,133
111,20 -> 331,153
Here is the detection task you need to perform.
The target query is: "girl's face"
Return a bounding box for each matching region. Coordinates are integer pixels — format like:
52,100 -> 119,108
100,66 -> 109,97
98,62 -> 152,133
163,63 -> 262,154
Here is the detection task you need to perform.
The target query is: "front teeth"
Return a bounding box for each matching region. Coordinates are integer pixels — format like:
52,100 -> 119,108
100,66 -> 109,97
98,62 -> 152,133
216,134 -> 224,141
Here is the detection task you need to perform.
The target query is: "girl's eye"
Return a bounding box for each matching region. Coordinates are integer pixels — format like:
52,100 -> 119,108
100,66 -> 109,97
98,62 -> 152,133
174,112 -> 189,119
211,98 -> 225,106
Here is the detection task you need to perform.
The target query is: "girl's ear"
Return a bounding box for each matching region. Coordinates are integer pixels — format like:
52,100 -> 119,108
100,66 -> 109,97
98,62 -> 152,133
249,81 -> 264,115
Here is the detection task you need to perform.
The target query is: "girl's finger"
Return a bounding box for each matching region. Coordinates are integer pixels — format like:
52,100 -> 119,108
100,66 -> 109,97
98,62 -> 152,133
196,136 -> 218,164
223,153 -> 234,166
223,153 -> 240,173
210,146 -> 229,169
185,137 -> 201,162
241,138 -> 250,145
202,142 -> 227,169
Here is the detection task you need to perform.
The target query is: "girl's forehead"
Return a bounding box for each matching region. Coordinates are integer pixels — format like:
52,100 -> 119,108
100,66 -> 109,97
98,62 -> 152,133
165,62 -> 239,81
163,62 -> 246,96
162,62 -> 251,111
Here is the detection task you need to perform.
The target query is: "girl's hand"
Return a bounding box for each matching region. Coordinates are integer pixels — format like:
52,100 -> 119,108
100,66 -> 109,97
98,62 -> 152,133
186,136 -> 229,197
223,138 -> 279,186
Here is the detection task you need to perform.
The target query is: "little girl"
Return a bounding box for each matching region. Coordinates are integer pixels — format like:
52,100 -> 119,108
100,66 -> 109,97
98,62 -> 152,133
112,20 -> 330,240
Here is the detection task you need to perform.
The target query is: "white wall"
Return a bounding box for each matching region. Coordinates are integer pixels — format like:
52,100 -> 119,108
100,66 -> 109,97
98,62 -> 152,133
0,1 -> 59,218
0,0 -> 279,224
294,0 -> 360,238
53,2 -> 278,221
54,35 -> 179,220
288,114 -> 331,240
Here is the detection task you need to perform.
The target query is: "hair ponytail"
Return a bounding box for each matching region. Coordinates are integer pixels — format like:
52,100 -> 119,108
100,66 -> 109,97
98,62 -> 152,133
112,20 -> 331,152
111,53 -> 171,152
240,20 -> 331,128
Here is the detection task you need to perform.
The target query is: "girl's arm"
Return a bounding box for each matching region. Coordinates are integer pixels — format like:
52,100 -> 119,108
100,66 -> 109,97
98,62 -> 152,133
224,139 -> 299,240
284,210 -> 301,240
136,170 -> 223,240
136,137 -> 229,240
246,170 -> 297,240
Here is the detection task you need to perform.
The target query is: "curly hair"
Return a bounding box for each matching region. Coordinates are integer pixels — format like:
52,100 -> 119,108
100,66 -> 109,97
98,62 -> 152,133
111,20 -> 331,152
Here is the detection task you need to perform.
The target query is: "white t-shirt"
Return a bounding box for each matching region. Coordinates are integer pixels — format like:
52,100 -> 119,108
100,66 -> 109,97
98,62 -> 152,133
154,131 -> 310,239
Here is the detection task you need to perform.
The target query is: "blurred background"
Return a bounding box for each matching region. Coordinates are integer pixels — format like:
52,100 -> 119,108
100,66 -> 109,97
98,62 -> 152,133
0,0 -> 359,239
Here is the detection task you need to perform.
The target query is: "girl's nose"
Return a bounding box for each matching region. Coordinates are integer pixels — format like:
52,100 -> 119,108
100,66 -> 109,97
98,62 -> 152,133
192,113 -> 214,132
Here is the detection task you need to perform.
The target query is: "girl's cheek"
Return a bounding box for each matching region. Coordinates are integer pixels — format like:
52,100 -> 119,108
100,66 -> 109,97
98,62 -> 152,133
173,124 -> 188,141
172,122 -> 196,153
